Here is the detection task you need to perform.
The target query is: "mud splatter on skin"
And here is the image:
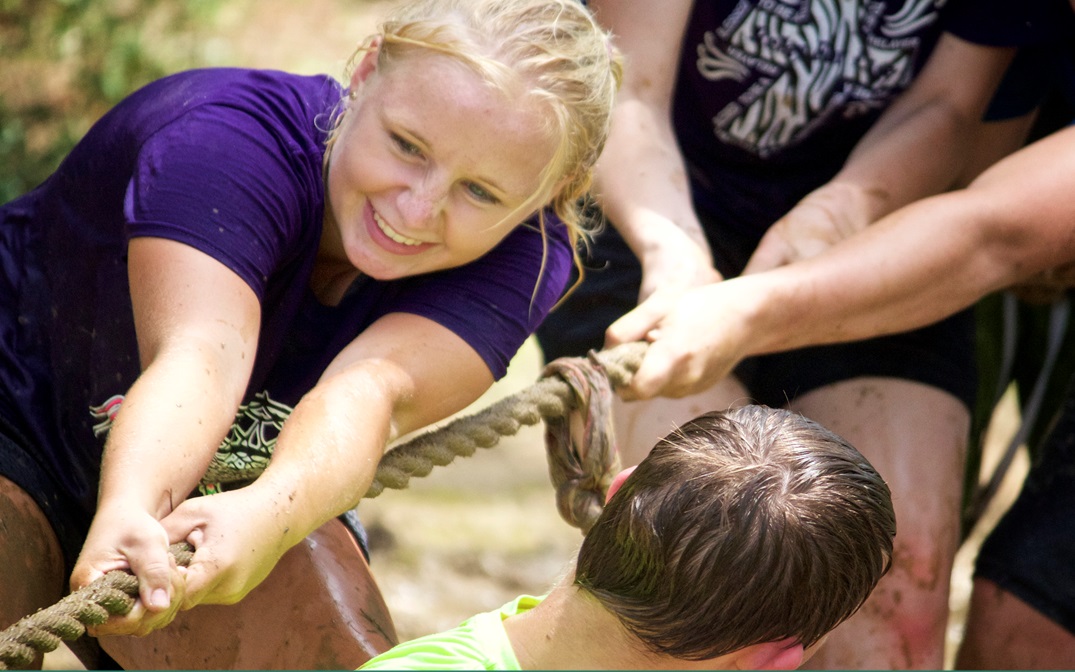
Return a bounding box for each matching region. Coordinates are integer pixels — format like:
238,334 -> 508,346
891,538 -> 947,594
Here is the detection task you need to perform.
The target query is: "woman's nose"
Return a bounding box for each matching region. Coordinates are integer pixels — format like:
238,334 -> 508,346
398,179 -> 447,226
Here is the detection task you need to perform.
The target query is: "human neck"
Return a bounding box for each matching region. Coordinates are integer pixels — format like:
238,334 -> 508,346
503,583 -> 642,670
308,260 -> 360,306
312,209 -> 361,306
503,581 -> 750,670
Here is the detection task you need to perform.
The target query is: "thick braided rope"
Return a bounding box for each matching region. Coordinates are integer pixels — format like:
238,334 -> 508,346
366,341 -> 645,513
542,352 -> 621,532
0,543 -> 193,670
0,342 -> 646,667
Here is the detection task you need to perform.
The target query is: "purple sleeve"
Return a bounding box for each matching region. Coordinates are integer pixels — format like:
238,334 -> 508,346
122,105 -> 323,299
388,215 -> 573,380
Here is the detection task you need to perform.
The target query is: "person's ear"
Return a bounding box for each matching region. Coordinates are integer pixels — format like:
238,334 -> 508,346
605,466 -> 636,503
731,637 -> 804,670
349,37 -> 382,91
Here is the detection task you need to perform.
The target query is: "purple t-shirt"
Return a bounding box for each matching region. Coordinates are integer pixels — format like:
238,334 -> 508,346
0,68 -> 571,513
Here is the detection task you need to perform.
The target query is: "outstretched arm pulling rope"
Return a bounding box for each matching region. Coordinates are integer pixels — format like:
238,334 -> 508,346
0,342 -> 645,669
367,342 -> 642,524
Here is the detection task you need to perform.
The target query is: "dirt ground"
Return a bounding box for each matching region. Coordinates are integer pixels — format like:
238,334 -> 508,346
36,0 -> 1030,667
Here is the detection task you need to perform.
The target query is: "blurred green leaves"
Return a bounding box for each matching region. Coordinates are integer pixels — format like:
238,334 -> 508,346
0,0 -> 222,201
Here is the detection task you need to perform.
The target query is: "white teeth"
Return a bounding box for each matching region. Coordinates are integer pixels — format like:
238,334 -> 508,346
373,211 -> 423,246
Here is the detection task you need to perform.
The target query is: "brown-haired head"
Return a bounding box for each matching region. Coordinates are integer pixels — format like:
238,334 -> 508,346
576,405 -> 896,660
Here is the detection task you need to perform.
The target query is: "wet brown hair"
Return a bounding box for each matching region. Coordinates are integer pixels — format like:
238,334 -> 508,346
575,406 -> 896,660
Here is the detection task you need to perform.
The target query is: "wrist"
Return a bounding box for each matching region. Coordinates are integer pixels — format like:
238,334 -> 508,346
96,480 -> 176,520
729,273 -> 803,357
244,471 -> 330,552
637,232 -> 714,278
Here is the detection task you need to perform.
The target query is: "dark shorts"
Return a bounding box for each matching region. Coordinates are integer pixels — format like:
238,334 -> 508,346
0,414 -> 92,576
0,414 -> 370,579
537,219 -> 977,410
974,374 -> 1075,635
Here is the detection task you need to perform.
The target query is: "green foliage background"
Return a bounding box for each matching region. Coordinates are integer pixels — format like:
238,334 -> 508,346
0,0 -> 223,202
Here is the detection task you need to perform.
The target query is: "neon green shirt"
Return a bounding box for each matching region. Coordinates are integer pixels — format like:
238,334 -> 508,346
358,595 -> 542,670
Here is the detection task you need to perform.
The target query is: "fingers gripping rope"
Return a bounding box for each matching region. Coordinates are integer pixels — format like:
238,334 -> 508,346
0,543 -> 193,670
0,342 -> 647,665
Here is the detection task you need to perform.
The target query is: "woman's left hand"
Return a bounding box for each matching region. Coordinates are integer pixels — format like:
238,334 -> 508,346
160,487 -> 291,609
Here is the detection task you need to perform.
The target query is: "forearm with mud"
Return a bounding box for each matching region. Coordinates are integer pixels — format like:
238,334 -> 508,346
244,370 -> 397,553
595,96 -> 712,266
732,186 -> 1066,357
823,97 -> 977,228
822,36 -> 1015,227
96,343 -> 250,518
587,0 -> 705,269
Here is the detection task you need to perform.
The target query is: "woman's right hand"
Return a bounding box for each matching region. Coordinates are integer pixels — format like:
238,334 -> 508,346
73,236 -> 260,634
71,503 -> 186,637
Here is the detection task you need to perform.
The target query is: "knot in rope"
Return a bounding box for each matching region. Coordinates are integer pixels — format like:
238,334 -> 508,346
542,350 -> 622,533
367,341 -> 647,522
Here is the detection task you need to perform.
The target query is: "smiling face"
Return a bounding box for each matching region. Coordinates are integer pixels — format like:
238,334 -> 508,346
322,47 -> 560,281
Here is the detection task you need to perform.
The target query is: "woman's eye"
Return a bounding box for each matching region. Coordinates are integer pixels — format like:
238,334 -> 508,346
465,182 -> 499,204
392,133 -> 423,157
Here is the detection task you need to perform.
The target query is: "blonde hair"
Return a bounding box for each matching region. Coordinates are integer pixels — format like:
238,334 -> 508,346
345,0 -> 622,275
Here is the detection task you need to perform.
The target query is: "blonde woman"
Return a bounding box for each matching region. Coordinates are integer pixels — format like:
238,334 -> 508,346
0,0 -> 621,667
